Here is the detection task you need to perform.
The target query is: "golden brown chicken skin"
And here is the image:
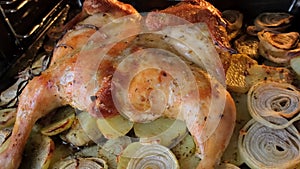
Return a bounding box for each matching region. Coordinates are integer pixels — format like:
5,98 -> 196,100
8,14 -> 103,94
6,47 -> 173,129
0,1 -> 236,169
146,0 -> 230,50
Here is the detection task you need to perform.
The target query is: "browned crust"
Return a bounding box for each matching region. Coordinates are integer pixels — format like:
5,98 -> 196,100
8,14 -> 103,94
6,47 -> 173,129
63,0 -> 138,31
147,0 -> 230,50
83,0 -> 138,16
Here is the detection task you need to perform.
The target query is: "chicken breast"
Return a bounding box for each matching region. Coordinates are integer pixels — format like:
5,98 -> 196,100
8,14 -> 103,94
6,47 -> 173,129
145,0 -> 233,71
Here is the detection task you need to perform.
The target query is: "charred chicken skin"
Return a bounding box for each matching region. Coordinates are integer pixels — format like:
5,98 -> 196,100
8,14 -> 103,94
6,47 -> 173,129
0,0 -> 236,169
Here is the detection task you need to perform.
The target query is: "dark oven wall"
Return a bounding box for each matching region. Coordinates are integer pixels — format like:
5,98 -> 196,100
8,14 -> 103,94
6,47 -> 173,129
122,0 -> 299,29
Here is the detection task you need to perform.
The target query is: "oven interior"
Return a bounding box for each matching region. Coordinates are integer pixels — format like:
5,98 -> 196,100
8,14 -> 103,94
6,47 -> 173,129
0,0 -> 299,92
0,0 -> 300,168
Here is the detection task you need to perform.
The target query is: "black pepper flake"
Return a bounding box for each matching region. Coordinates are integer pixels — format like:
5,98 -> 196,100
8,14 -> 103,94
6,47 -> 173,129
161,71 -> 167,77
243,70 -> 249,76
90,95 -> 97,101
279,69 -> 284,73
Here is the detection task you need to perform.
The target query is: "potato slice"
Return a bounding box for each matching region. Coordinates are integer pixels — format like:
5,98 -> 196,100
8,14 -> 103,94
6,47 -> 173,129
77,111 -> 105,144
0,108 -> 16,129
0,128 -> 12,153
226,54 -> 292,93
48,144 -> 73,169
134,117 -> 187,148
76,145 -> 100,157
20,132 -> 55,169
221,93 -> 251,166
0,128 -> 12,146
178,155 -> 201,169
170,134 -> 201,168
98,136 -> 132,169
225,54 -> 257,93
40,106 -> 75,136
60,117 -> 93,147
96,114 -> 133,139
291,56 -> 300,76
171,134 -> 195,160
0,78 -> 26,106
245,64 -> 292,88
52,157 -> 108,169
50,143 -> 99,167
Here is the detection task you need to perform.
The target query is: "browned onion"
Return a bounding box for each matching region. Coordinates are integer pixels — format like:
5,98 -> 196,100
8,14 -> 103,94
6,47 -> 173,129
222,10 -> 243,40
258,31 -> 300,63
247,12 -> 293,35
238,119 -> 300,169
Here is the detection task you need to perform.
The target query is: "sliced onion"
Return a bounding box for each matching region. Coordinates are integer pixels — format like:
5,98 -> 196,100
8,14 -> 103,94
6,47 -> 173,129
21,132 -> 55,169
238,119 -> 300,169
0,108 -> 16,129
53,157 -> 108,169
247,12 -> 293,35
0,78 -> 26,107
0,128 -> 12,146
222,10 -> 243,40
258,31 -> 300,64
118,142 -> 179,169
255,12 -> 293,31
99,136 -> 132,169
247,81 -> 300,129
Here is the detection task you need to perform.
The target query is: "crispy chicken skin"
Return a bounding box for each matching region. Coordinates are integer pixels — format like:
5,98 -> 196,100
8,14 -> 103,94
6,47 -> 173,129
145,0 -> 233,71
146,0 -> 230,50
0,0 -> 236,169
63,0 -> 138,32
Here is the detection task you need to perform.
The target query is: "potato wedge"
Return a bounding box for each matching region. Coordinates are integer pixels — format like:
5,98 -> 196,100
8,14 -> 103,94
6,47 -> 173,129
40,106 -> 75,136
0,108 -> 16,129
98,136 -> 132,169
226,54 -> 292,93
20,132 -> 55,169
96,114 -> 133,139
60,117 -> 93,147
171,134 -> 195,160
291,56 -> 300,76
134,117 -> 187,148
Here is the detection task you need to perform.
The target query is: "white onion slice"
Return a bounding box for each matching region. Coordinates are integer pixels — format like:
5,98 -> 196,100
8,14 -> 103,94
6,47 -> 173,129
247,12 -> 293,35
248,81 -> 300,129
124,143 -> 179,169
255,12 -> 293,31
222,10 -> 243,40
238,119 -> 300,169
258,31 -> 300,64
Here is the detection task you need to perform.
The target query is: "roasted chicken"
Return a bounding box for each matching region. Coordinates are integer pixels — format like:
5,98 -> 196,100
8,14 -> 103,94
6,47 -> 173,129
0,0 -> 236,169
146,0 -> 233,70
